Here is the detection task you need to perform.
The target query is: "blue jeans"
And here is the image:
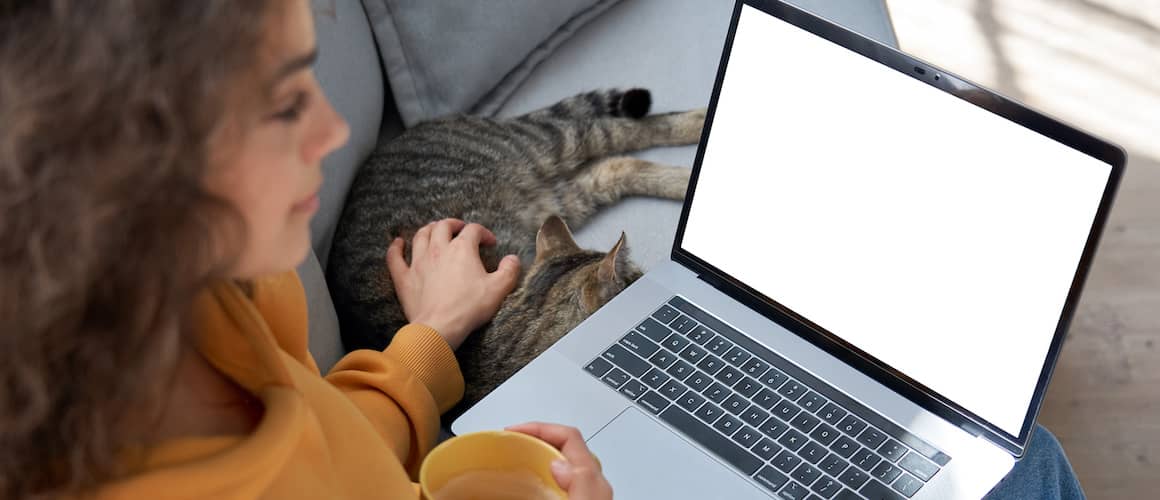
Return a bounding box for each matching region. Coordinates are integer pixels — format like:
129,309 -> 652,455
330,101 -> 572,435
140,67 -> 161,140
983,425 -> 1085,499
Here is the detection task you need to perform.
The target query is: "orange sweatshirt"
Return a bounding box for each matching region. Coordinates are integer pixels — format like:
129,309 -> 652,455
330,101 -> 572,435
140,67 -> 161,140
94,271 -> 462,499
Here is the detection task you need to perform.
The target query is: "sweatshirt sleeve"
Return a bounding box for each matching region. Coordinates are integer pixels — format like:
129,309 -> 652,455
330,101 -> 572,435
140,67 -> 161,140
323,324 -> 464,476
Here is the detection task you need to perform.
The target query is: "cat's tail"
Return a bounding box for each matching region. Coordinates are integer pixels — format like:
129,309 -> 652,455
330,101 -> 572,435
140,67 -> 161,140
534,88 -> 652,120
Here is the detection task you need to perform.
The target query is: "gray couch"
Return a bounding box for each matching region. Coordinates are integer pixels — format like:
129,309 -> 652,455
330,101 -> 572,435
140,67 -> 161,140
300,0 -> 898,373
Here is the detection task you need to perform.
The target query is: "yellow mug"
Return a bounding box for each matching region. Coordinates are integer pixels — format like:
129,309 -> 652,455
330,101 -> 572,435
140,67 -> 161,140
419,430 -> 568,500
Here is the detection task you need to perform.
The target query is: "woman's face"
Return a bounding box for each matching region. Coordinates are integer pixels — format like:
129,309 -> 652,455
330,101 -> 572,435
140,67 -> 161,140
206,0 -> 349,278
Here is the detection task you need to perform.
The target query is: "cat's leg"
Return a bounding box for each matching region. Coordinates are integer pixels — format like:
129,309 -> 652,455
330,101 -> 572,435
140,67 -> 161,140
556,156 -> 692,226
517,89 -> 706,164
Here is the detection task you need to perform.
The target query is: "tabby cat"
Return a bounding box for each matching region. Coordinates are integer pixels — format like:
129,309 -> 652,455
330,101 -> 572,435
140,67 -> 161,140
327,88 -> 704,406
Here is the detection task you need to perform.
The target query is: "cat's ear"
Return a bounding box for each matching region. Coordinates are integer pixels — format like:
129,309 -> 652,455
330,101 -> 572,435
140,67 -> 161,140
597,232 -> 628,282
535,215 -> 581,264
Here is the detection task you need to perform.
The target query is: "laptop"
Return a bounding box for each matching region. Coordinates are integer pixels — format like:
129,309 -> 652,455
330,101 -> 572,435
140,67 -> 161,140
453,1 -> 1125,498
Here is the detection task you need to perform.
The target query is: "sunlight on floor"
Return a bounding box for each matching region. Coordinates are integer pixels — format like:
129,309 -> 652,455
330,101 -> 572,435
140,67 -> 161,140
886,0 -> 1160,160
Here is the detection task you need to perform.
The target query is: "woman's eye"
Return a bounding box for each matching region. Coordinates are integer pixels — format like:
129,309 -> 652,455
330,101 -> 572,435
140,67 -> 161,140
272,92 -> 308,122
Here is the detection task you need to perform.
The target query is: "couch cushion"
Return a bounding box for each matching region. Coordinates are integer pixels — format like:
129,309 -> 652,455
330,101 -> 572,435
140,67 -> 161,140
361,0 -> 622,127
495,0 -> 897,271
310,0 -> 388,266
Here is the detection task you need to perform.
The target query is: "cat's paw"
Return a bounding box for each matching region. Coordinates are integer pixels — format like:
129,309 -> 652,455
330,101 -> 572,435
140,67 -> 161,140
615,88 -> 652,119
672,107 -> 707,144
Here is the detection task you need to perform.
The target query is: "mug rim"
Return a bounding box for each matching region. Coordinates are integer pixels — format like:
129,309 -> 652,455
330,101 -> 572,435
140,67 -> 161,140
419,430 -> 566,498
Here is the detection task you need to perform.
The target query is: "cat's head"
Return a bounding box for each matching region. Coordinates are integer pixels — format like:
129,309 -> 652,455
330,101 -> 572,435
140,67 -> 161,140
500,216 -> 643,325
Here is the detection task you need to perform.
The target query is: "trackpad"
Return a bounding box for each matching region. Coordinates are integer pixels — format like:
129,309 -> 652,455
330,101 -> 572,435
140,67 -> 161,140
588,408 -> 767,500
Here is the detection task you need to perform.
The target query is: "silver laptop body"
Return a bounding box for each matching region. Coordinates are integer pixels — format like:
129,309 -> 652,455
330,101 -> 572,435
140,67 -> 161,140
454,2 -> 1125,499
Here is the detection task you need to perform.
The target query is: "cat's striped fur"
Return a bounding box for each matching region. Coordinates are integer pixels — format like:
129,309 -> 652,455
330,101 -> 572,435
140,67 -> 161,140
327,88 -> 704,408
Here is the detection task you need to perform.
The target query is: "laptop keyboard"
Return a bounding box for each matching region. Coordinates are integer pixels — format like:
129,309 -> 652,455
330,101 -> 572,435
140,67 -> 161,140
584,296 -> 951,500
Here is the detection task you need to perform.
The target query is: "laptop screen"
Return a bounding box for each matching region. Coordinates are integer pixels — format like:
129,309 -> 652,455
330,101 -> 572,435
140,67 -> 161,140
681,4 -> 1112,437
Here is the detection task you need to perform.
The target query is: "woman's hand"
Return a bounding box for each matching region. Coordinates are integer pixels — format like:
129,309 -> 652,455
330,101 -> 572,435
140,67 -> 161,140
386,218 -> 520,349
506,422 -> 613,500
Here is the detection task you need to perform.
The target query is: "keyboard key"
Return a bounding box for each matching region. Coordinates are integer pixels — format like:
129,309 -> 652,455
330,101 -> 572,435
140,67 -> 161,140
653,304 -> 679,322
819,453 -> 849,477
741,357 -> 770,377
760,417 -> 790,439
635,389 -> 669,413
723,346 -> 751,366
679,344 -> 708,364
798,391 -> 826,413
703,382 -> 729,403
761,367 -> 789,389
618,380 -> 648,400
601,368 -> 629,389
697,355 -> 725,375
837,467 -> 869,490
686,371 -> 713,391
818,403 -> 848,426
659,380 -> 685,400
772,399 -> 801,421
732,426 -> 761,448
659,406 -> 762,475
777,380 -> 807,401
859,479 -> 906,500
898,452 -> 939,482
833,488 -> 860,500
851,447 -> 882,471
733,377 -> 761,397
648,349 -> 677,369
741,406 -> 771,427
753,466 -> 789,493
677,390 -> 706,412
878,440 -> 907,463
799,441 -> 828,464
835,415 -> 867,437
871,462 -> 902,484
830,436 -> 859,458
777,428 -> 808,452
662,333 -> 692,353
772,450 -> 803,473
791,411 -> 821,433
714,366 -> 743,386
636,317 -> 671,342
666,359 -> 695,381
779,481 -> 809,500
687,325 -> 714,345
891,473 -> 922,497
857,427 -> 888,450
713,414 -> 743,437
695,403 -> 724,424
791,463 -> 822,487
602,344 -> 650,377
641,368 -> 671,389
670,315 -> 697,334
811,476 -> 843,498
706,335 -> 733,355
584,357 -> 613,377
619,331 -> 660,358
810,425 -> 839,447
722,394 -> 749,415
753,388 -> 781,410
752,438 -> 781,460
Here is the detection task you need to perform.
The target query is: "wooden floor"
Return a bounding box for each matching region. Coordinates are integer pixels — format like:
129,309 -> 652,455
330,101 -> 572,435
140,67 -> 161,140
884,1 -> 1160,498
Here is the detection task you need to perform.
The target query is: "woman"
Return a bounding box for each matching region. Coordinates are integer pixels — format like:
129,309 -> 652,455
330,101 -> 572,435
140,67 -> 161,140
0,1 -> 1080,499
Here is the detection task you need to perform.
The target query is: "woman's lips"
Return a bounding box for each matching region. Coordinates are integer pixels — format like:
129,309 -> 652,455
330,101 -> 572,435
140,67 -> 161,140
292,192 -> 320,213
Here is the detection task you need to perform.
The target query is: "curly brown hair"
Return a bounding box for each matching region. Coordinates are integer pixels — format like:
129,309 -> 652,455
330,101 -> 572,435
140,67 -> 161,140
0,1 -> 276,497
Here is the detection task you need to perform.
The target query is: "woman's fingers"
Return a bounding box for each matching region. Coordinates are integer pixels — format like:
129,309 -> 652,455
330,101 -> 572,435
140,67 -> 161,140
385,237 -> 409,283
430,218 -> 467,246
412,223 -> 434,261
505,422 -> 600,470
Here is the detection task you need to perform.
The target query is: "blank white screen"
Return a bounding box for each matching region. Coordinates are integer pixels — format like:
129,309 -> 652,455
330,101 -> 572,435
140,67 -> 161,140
683,5 -> 1110,435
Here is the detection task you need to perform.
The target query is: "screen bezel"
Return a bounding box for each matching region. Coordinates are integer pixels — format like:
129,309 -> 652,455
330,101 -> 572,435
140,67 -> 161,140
673,0 -> 1126,456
